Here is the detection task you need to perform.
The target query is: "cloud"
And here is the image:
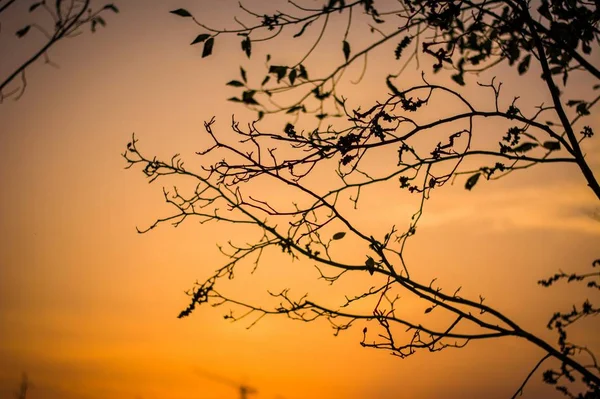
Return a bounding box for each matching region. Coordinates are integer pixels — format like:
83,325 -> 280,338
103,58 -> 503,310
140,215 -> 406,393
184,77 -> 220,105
420,183 -> 600,234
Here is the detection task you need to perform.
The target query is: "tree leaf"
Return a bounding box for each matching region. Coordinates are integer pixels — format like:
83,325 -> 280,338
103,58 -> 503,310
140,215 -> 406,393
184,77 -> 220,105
298,64 -> 308,80
240,67 -> 247,83
465,173 -> 480,191
537,2 -> 552,20
269,65 -> 288,82
512,142 -> 538,152
576,102 -> 590,116
366,257 -> 375,275
103,4 -> 119,13
170,8 -> 192,17
16,26 -> 30,38
424,307 -> 433,314
451,72 -> 465,86
241,36 -> 251,58
242,90 -> 259,105
542,141 -> 561,151
293,21 -> 312,38
29,2 -> 43,12
284,123 -> 296,137
517,54 -> 531,75
289,69 -> 297,85
332,232 -> 346,240
343,40 -> 350,62
202,37 -> 214,58
286,105 -> 305,114
190,34 -> 210,45
226,80 -> 245,87
549,66 -> 562,75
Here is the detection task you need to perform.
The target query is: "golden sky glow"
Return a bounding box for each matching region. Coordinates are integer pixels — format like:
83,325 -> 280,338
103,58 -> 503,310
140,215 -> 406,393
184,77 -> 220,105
1,1 -> 599,398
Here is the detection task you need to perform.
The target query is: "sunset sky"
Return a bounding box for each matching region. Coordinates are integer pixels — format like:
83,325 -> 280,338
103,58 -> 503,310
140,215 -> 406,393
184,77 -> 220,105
1,1 -> 599,398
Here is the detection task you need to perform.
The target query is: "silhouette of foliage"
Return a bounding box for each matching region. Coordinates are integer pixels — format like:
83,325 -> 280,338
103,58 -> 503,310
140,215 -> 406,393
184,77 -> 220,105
125,1 -> 599,397
535,259 -> 600,398
0,0 -> 119,102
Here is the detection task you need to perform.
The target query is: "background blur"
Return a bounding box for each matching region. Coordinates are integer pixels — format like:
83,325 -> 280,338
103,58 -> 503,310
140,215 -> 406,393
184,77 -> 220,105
1,1 -> 599,398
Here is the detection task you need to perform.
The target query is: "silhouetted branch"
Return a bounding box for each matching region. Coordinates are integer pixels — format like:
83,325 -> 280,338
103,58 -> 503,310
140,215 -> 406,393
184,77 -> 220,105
0,0 -> 119,102
127,1 -> 600,397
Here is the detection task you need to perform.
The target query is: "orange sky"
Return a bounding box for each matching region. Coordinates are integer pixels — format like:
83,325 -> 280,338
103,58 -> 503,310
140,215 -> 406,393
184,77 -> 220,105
1,1 -> 599,398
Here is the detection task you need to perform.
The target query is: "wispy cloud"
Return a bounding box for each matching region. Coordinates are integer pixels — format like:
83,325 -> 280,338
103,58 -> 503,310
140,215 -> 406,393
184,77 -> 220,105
421,183 -> 600,234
